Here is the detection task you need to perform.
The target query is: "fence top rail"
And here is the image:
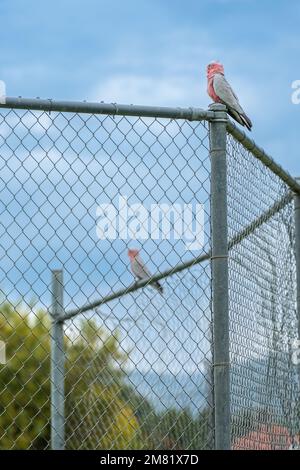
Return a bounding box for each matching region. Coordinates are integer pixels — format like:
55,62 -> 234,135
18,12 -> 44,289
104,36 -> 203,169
0,96 -> 214,121
227,120 -> 300,195
1,96 -> 298,193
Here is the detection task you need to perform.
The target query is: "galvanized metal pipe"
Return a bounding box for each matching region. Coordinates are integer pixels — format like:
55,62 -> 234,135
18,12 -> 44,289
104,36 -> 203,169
50,270 -> 65,450
0,96 -> 214,121
209,103 -> 231,450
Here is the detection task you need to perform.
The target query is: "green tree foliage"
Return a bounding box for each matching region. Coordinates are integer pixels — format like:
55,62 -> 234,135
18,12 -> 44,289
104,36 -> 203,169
0,303 -> 142,449
121,384 -> 213,449
64,319 -> 142,449
0,302 -> 212,450
152,408 -> 212,450
0,303 -> 50,449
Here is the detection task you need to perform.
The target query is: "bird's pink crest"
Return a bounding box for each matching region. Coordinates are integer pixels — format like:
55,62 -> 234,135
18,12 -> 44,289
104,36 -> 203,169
128,248 -> 139,260
207,61 -> 224,79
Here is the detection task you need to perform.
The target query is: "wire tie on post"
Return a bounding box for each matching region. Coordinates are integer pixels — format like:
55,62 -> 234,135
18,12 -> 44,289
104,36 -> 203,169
210,255 -> 229,260
112,102 -> 119,119
48,98 -> 53,116
213,362 -> 230,368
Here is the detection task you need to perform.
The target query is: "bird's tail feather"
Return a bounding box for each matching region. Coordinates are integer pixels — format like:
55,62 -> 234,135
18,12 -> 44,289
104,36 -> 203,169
153,281 -> 163,295
227,108 -> 252,131
240,113 -> 252,131
227,108 -> 244,127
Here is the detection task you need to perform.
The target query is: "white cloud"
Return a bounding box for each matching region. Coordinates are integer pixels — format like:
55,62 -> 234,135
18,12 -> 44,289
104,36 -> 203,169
90,74 -> 208,107
89,70 -> 260,127
88,26 -> 261,116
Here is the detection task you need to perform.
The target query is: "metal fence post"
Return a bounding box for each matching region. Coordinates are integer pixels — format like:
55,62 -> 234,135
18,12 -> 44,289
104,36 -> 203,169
50,269 -> 65,450
294,179 -> 300,341
209,103 -> 231,450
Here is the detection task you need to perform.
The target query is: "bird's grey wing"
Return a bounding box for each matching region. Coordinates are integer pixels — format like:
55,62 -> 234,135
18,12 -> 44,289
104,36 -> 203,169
213,74 -> 245,115
134,255 -> 152,279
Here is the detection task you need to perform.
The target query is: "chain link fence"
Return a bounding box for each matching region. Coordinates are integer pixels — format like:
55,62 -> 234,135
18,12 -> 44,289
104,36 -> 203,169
0,98 -> 299,450
227,135 -> 300,450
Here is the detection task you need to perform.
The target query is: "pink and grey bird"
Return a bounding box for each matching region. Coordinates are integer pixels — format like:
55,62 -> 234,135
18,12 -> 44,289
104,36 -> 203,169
207,62 -> 252,131
128,249 -> 163,294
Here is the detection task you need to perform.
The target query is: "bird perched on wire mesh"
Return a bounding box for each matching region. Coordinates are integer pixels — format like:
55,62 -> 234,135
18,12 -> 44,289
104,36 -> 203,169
128,248 -> 163,294
207,61 -> 252,131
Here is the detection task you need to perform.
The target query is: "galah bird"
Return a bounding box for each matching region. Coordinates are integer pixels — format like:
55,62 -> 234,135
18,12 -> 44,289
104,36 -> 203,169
128,249 -> 163,294
207,62 -> 252,131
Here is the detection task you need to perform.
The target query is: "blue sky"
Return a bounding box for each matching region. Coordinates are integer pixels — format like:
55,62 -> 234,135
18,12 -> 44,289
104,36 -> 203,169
1,0 -> 300,173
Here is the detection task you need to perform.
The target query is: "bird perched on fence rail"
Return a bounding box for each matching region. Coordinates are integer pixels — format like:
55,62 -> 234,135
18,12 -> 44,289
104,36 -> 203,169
128,248 -> 163,294
207,61 -> 252,131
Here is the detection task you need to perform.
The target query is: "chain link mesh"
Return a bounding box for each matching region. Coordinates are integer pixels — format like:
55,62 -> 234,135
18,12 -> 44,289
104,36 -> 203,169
0,107 -> 212,450
227,134 -> 300,450
0,102 -> 299,450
